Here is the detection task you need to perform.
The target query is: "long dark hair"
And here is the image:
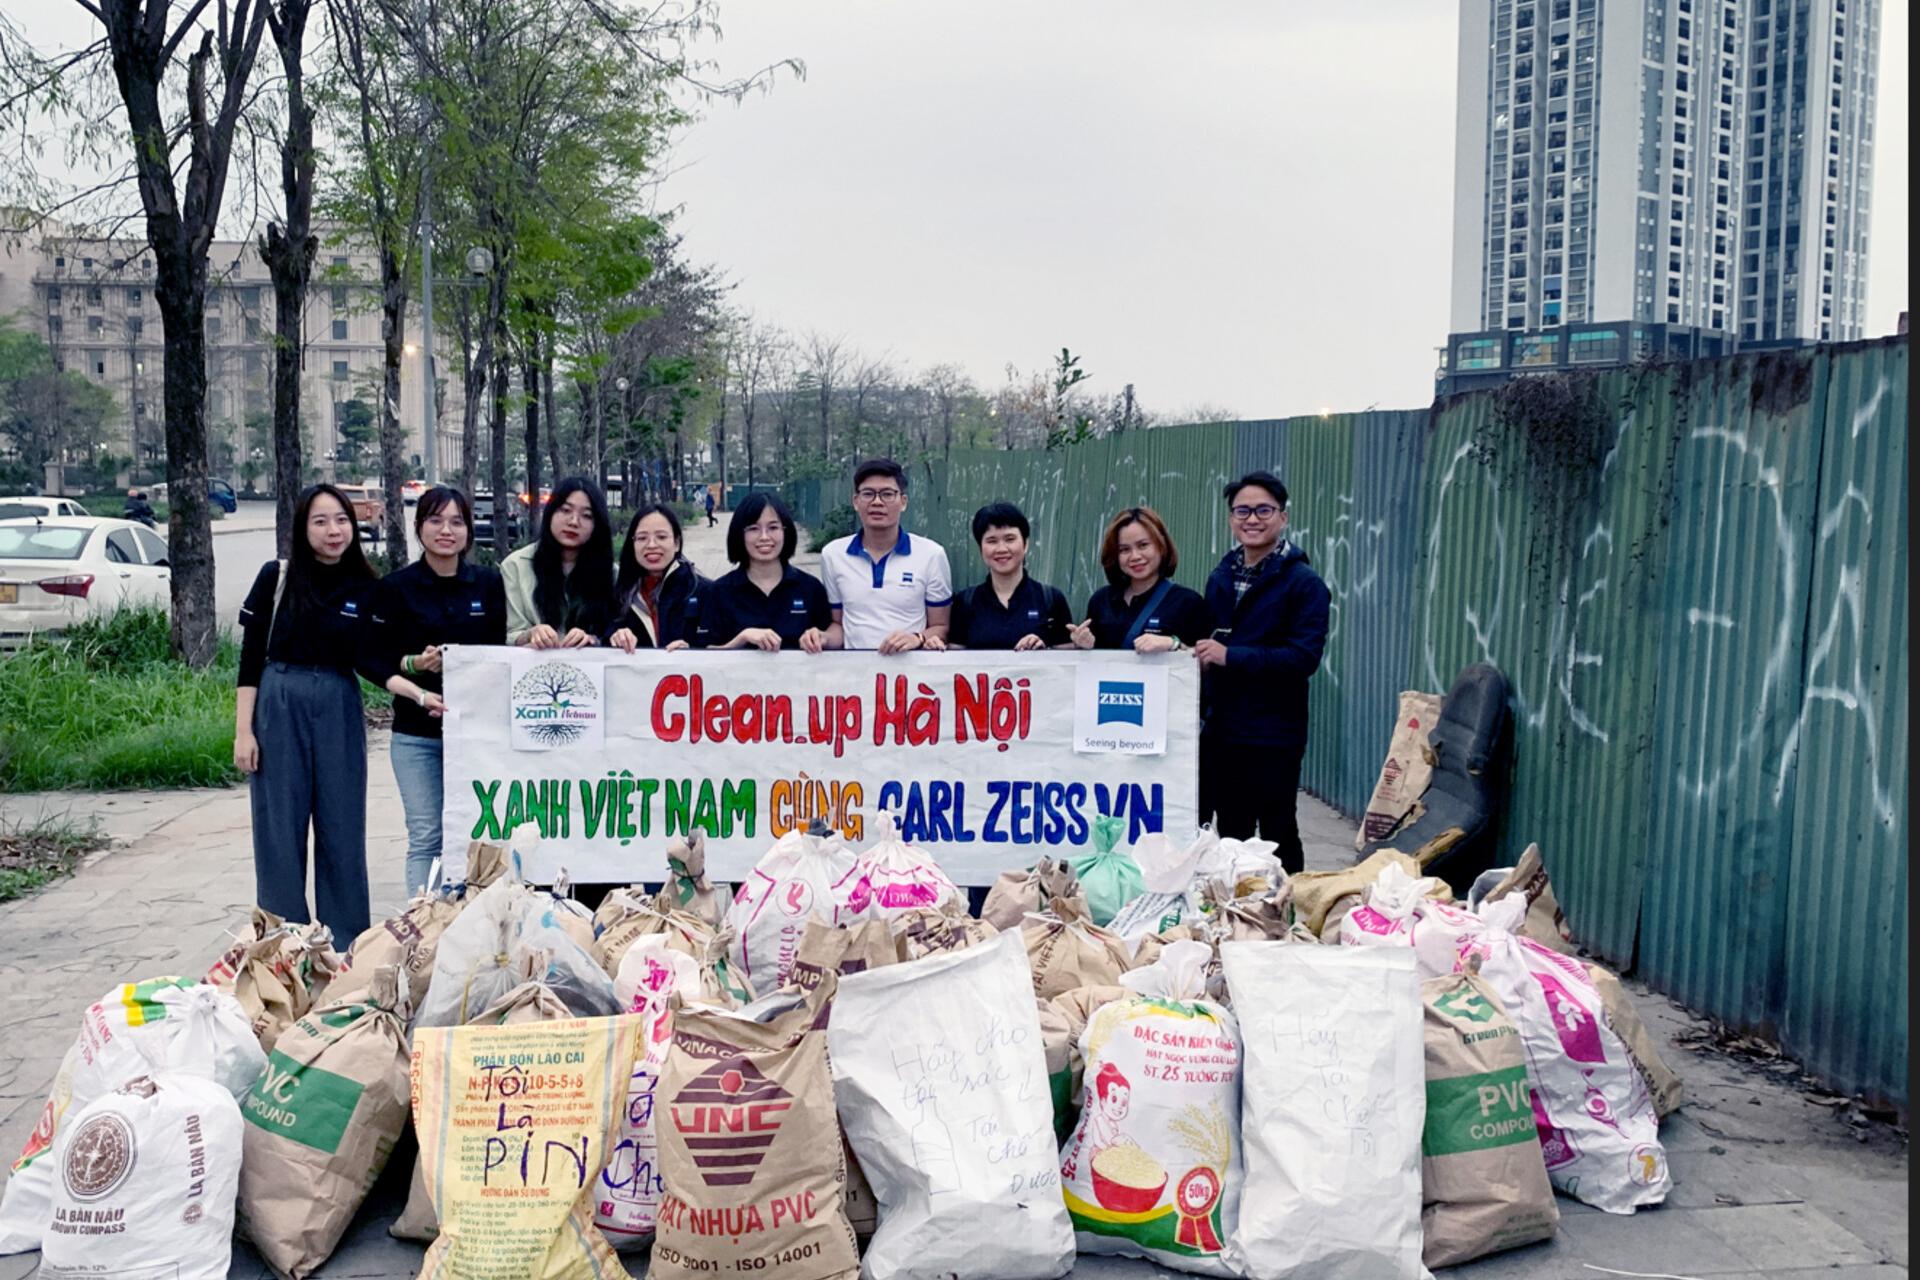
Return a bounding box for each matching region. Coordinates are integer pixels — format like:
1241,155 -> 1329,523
414,485 -> 474,557
614,502 -> 688,603
288,483 -> 377,606
531,476 -> 616,634
726,492 -> 798,567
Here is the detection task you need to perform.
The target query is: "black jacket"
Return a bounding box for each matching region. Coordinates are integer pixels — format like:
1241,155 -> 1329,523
1202,542 -> 1330,748
358,559 -> 508,739
606,557 -> 707,648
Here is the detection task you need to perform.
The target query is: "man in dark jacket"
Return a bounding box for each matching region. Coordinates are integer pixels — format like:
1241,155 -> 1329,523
1192,470 -> 1330,873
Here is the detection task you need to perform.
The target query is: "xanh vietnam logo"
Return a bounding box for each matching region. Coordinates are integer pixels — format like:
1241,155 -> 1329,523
511,661 -> 601,745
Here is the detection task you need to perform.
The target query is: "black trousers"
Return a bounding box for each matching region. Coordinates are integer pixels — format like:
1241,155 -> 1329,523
1200,733 -> 1306,875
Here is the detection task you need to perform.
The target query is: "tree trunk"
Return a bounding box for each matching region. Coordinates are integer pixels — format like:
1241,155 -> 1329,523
742,394 -> 756,489
156,260 -> 217,666
522,343 -> 541,509
818,380 -> 830,459
489,325 -> 510,557
263,222 -> 311,558
378,257 -> 410,559
459,294 -> 483,490
591,374 -> 607,495
542,350 -> 561,485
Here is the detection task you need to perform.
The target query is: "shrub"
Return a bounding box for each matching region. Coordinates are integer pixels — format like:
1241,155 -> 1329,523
808,503 -> 857,552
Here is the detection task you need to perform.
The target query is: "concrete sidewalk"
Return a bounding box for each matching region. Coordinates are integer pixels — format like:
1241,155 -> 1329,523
0,745 -> 1906,1278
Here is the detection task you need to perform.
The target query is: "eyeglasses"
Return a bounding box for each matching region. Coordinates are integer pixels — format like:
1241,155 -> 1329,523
855,488 -> 902,504
1230,504 -> 1281,521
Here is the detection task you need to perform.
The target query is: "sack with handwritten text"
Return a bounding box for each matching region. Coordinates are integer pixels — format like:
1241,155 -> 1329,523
725,825 -> 866,993
40,1072 -> 244,1280
654,977 -> 859,1280
844,813 -> 962,921
1023,896 -> 1133,999
1460,896 -> 1669,1214
236,965 -> 412,1279
981,856 -> 1085,932
411,1013 -> 644,1278
1223,943 -> 1426,1280
1059,941 -> 1242,1276
0,977 -> 264,1256
596,939 -> 702,1250
828,932 -> 1076,1280
1418,969 -> 1558,1267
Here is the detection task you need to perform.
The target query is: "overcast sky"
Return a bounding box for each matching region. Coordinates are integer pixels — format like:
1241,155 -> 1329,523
660,0 -> 1909,418
15,1 -> 1909,419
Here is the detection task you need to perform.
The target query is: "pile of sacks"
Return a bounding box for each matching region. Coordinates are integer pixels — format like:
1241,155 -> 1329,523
0,815 -> 1683,1280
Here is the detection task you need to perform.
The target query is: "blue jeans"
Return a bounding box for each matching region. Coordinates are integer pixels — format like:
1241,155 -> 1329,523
389,731 -> 443,895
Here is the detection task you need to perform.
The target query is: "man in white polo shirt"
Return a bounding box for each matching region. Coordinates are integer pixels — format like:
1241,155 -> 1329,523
820,459 -> 954,653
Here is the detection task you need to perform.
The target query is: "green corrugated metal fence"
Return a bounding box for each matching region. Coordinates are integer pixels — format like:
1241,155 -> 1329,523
899,337 -> 1907,1106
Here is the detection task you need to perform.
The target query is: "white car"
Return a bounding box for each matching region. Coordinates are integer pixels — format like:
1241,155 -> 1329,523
0,517 -> 172,648
0,495 -> 91,521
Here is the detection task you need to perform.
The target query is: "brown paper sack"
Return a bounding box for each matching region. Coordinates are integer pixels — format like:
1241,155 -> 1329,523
1289,849 -> 1447,936
595,899 -> 752,1007
321,894 -> 462,1011
461,840 -> 512,895
237,966 -> 411,1279
1021,897 -> 1131,999
205,906 -> 286,986
790,918 -> 896,994
224,923 -> 343,1054
653,831 -> 732,928
981,857 -> 1085,932
1420,970 -> 1559,1267
1486,843 -> 1577,955
653,976 -> 860,1280
1358,690 -> 1445,849
1586,963 -> 1683,1118
891,909 -> 999,961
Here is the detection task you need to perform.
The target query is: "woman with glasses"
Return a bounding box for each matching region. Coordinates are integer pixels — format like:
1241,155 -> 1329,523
1189,470 -> 1330,874
606,503 -> 706,652
1067,506 -> 1211,652
691,492 -> 836,651
502,477 -> 617,648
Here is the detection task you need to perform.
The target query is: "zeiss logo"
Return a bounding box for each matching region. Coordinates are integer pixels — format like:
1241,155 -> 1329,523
1096,680 -> 1147,726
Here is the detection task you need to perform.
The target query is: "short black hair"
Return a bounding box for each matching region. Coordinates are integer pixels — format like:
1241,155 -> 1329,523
971,501 -> 1030,544
727,492 -> 798,566
1223,470 -> 1288,508
414,485 -> 474,556
852,458 -> 907,493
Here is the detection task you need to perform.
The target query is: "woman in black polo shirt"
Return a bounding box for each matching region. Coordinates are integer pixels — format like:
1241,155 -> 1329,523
948,501 -> 1072,650
1068,505 -> 1211,652
606,503 -> 707,652
358,486 -> 507,894
691,493 -> 835,652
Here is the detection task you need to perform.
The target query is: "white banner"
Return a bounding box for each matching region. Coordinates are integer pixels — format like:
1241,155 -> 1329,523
439,646 -> 1199,884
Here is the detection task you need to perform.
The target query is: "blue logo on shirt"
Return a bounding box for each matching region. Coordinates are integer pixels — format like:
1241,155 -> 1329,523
341,600 -> 359,617
901,571 -> 915,584
1026,609 -> 1039,619
791,599 -> 807,612
1096,681 -> 1147,726
469,598 -> 484,615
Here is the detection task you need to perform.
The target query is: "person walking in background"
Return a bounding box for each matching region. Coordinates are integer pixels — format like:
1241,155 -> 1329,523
704,485 -> 717,527
234,483 -> 379,941
123,488 -> 154,527
1068,506 -> 1211,652
1191,470 -> 1330,874
692,492 -> 836,651
502,477 -> 617,647
359,486 -> 507,895
947,501 -> 1073,650
819,458 -> 953,652
607,502 -> 707,652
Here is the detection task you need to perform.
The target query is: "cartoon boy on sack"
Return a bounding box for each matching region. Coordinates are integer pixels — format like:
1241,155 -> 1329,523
1061,1062 -> 1134,1181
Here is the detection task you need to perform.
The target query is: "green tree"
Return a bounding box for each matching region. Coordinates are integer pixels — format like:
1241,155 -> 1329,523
0,323 -> 118,476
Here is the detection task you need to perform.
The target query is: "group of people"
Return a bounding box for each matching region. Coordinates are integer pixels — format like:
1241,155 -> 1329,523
234,458 -> 1329,944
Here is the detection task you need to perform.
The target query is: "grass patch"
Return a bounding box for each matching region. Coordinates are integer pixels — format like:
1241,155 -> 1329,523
0,818 -> 110,902
0,608 -> 242,790
74,495 -> 223,521
0,606 -> 393,792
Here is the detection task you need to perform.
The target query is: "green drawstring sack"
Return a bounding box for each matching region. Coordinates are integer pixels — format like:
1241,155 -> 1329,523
1071,815 -> 1146,927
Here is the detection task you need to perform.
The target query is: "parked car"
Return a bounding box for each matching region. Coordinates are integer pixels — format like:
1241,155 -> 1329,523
401,478 -> 427,505
0,517 -> 172,648
471,491 -> 524,545
146,478 -> 238,513
334,483 -> 386,540
0,496 -> 90,521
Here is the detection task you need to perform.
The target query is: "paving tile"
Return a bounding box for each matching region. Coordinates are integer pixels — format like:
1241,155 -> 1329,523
1555,1205 -> 1757,1275
1756,1269 -> 1910,1279
0,1253 -> 37,1280
1695,1201 -> 1888,1270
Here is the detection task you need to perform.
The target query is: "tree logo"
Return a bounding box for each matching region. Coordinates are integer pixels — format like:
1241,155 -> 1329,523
510,661 -> 601,747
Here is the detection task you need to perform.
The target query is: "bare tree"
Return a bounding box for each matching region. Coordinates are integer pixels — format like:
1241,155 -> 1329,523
845,352 -> 893,459
730,315 -> 776,487
922,361 -> 970,458
800,329 -> 844,461
261,0 -> 319,556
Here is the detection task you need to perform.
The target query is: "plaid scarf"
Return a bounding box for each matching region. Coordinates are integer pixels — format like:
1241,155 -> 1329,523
1229,544 -> 1286,599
